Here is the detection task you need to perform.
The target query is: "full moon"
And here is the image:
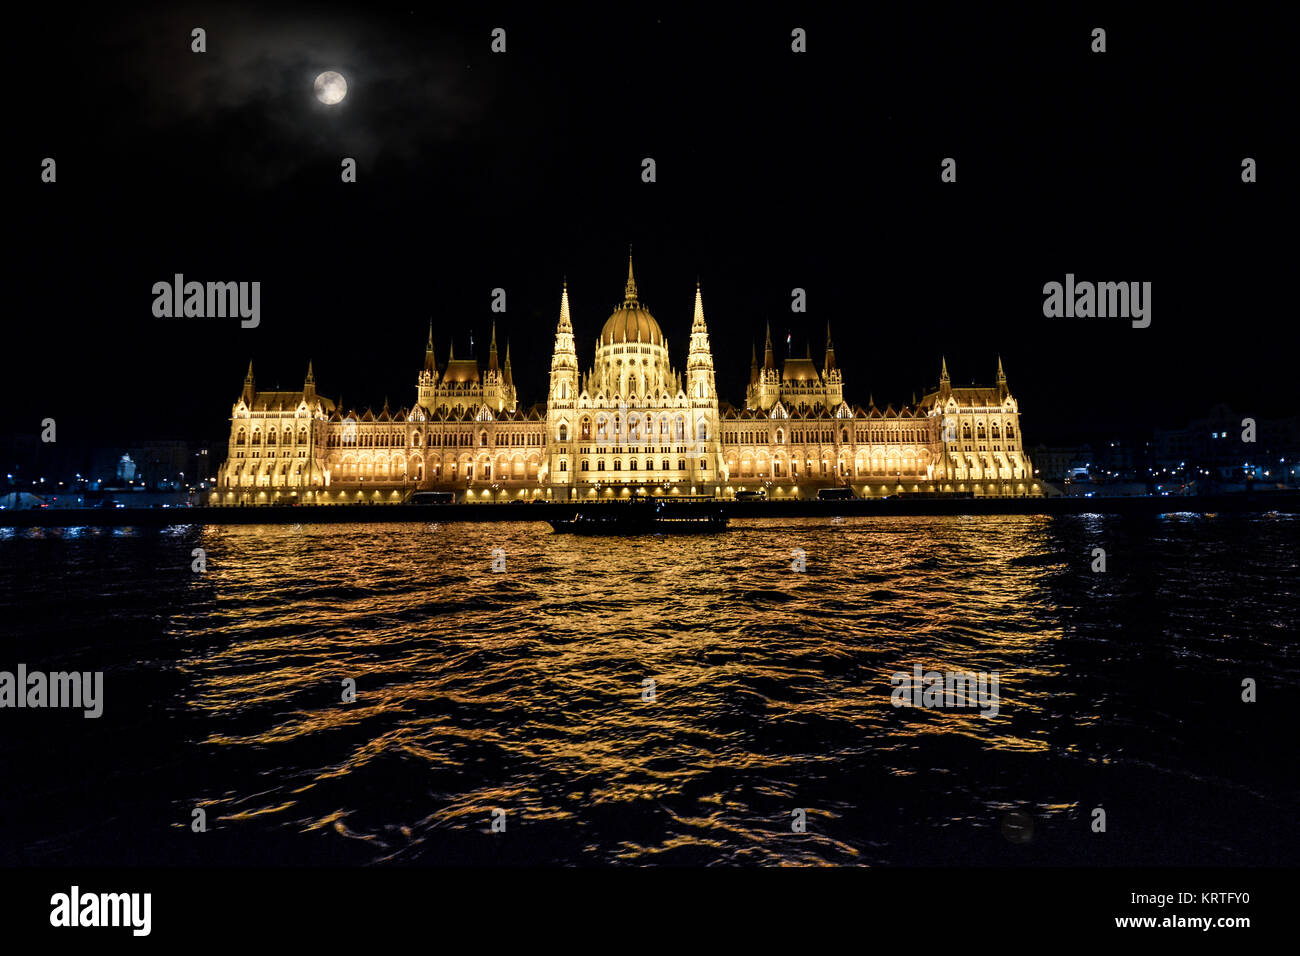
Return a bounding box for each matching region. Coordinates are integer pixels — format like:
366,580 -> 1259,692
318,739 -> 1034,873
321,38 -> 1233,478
314,71 -> 347,105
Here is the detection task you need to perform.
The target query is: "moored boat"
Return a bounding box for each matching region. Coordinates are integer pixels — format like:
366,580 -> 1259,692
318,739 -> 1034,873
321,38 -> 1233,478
549,496 -> 727,535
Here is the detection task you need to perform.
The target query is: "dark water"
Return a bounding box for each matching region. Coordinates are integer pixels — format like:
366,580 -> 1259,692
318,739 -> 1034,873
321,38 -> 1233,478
1,515 -> 1295,866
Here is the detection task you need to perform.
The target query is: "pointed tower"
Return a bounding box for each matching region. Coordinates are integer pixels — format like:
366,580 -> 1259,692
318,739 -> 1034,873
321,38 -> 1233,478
546,279 -> 580,491
483,322 -> 508,411
823,322 -> 844,409
749,322 -> 781,411
996,355 -> 1008,401
749,341 -> 760,387
417,322 -> 439,411
241,361 -> 255,405
304,360 -> 317,404
503,341 -> 514,390
683,281 -> 724,487
939,355 -> 952,399
686,281 -> 719,407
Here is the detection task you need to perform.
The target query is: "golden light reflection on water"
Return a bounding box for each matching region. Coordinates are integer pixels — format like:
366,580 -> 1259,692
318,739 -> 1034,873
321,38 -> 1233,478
169,516 -> 1076,863
6,513 -> 1291,865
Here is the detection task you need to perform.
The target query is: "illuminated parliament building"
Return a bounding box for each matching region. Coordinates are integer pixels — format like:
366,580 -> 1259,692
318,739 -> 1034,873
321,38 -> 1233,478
213,257 -> 1040,503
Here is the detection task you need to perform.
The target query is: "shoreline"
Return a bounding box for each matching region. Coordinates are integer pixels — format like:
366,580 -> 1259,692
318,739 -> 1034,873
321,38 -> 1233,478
2,490 -> 1297,527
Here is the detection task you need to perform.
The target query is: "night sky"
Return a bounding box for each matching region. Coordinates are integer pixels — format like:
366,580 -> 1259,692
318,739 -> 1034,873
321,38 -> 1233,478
10,3 -> 1290,453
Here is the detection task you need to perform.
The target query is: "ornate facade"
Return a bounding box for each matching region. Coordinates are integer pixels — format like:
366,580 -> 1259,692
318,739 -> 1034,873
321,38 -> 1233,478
213,257 -> 1040,503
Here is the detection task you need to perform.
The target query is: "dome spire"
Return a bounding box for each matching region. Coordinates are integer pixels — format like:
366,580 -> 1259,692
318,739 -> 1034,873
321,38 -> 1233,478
624,245 -> 638,303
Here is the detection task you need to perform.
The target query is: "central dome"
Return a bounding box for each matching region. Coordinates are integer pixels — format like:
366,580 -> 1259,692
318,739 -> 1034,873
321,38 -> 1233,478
599,253 -> 665,347
600,302 -> 664,346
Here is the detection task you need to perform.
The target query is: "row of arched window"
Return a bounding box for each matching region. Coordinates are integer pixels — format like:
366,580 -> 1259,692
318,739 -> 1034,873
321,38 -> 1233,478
577,459 -> 697,472
236,427 -> 309,446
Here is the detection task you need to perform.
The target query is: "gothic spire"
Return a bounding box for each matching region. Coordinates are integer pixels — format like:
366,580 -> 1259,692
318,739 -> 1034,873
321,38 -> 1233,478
424,322 -> 436,373
692,280 -> 706,330
624,247 -> 638,303
559,279 -> 573,332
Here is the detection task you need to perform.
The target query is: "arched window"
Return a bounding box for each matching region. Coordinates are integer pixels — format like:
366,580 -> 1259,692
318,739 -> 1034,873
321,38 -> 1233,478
661,460 -> 670,470
597,460 -> 606,471
677,459 -> 686,470
580,460 -> 589,472
480,432 -> 488,446
559,460 -> 567,472
629,459 -> 638,470
776,429 -> 784,444
613,459 -> 622,471
580,417 -> 591,440
558,424 -> 568,441
841,429 -> 848,443
697,421 -> 708,441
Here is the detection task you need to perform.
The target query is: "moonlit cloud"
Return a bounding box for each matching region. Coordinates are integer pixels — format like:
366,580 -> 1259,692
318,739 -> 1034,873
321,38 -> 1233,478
103,5 -> 487,186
